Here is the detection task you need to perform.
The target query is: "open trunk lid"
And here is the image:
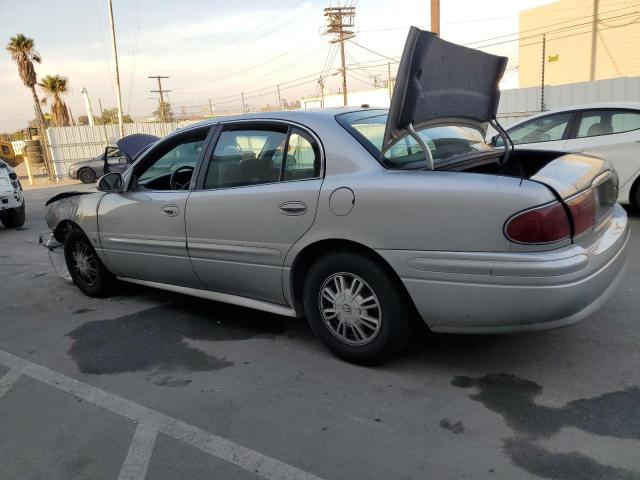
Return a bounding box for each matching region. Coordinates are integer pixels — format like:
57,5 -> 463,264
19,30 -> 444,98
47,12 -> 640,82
382,27 -> 507,154
116,133 -> 159,160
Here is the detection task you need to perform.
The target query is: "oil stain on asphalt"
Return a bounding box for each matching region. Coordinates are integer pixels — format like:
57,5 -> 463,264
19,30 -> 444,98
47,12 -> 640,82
452,373 -> 640,479
66,298 -> 289,385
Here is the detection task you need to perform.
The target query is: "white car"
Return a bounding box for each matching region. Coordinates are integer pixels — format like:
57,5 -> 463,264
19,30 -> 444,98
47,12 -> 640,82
0,159 -> 25,228
493,103 -> 640,207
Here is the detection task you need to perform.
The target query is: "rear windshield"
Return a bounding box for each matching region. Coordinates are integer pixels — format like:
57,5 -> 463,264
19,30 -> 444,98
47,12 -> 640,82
336,110 -> 492,169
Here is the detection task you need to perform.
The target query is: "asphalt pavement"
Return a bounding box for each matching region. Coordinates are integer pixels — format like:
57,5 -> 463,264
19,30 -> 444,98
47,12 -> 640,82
0,183 -> 639,480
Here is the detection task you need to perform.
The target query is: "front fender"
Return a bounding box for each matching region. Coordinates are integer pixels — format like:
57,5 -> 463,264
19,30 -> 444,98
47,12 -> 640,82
45,192 -> 106,253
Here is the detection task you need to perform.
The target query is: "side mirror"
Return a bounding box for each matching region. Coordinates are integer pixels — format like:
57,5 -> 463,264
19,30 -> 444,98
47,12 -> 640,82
97,172 -> 124,192
490,134 -> 499,146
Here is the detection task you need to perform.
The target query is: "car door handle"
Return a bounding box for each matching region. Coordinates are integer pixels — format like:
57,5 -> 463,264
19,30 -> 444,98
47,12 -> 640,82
278,201 -> 307,216
161,204 -> 180,217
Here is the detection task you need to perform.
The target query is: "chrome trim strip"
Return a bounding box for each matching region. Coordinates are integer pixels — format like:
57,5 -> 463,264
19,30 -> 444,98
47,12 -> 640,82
116,277 -> 298,317
187,242 -> 282,259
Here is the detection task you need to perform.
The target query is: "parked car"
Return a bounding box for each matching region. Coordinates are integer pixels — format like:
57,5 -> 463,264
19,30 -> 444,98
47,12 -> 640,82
68,146 -> 130,183
492,103 -> 640,207
42,28 -> 629,363
0,159 -> 25,228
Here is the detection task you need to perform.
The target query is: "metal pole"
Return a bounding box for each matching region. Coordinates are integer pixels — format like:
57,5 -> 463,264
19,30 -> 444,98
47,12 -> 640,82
387,61 -> 392,99
209,98 -> 214,116
431,0 -> 440,36
590,0 -> 599,81
541,33 -> 546,112
98,98 -> 110,147
241,92 -> 246,113
67,105 -> 75,126
276,84 -> 282,110
107,0 -> 125,138
81,87 -> 95,126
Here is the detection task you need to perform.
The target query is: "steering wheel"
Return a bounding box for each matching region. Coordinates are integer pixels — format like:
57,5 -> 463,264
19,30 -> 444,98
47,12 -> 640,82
169,165 -> 195,190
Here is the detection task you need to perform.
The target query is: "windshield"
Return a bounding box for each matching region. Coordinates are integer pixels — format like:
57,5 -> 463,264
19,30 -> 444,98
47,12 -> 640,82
337,111 -> 492,169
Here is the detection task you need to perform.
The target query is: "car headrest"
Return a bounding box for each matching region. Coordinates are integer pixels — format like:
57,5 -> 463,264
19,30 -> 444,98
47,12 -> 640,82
587,122 -> 613,136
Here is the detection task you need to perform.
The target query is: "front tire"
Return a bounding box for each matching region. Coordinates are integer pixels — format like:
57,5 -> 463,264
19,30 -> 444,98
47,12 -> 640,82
0,202 -> 25,228
303,252 -> 412,364
78,168 -> 96,184
64,228 -> 115,297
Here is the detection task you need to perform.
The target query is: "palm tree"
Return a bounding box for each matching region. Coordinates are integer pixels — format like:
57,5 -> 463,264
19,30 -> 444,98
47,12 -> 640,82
39,75 -> 71,127
6,33 -> 54,179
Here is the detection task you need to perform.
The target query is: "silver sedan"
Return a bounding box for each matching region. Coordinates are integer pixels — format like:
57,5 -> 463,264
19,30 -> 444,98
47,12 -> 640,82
43,28 -> 629,363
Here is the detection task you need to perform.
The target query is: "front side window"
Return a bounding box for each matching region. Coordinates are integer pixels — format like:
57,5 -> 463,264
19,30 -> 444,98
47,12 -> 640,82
135,131 -> 207,189
506,112 -> 572,145
577,109 -> 640,138
338,111 -> 490,169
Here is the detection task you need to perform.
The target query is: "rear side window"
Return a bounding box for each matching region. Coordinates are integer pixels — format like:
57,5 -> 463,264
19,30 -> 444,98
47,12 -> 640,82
282,129 -> 320,181
577,110 -> 640,138
506,112 -> 572,145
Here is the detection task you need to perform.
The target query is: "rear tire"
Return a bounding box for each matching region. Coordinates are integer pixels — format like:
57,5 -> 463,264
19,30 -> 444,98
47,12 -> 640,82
64,228 -> 115,297
303,251 -> 412,365
79,168 -> 96,184
0,202 -> 25,228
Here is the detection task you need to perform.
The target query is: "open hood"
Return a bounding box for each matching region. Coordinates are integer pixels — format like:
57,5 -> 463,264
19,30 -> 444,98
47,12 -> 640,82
116,133 -> 159,160
382,27 -> 507,154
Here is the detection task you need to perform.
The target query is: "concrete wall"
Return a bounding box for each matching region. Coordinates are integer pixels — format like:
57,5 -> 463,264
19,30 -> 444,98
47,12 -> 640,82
519,0 -> 640,88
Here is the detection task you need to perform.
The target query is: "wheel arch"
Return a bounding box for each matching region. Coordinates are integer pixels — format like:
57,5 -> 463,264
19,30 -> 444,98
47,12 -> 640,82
288,238 -> 417,317
629,174 -> 640,208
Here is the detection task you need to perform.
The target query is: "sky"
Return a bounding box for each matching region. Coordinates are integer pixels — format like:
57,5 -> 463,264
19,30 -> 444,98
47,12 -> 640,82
0,0 -> 556,132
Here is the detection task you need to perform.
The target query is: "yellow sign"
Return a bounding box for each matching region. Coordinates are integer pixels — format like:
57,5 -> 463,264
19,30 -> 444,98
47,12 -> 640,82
548,54 -> 560,63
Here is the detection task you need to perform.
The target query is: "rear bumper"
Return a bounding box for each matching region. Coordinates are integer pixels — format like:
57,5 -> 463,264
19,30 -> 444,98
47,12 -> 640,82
377,204 -> 630,333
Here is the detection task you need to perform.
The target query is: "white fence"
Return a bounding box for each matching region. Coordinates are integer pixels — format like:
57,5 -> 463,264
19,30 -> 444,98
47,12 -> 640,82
47,121 -> 195,179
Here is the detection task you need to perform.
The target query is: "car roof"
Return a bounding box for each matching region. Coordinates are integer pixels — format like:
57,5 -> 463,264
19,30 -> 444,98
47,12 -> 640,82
508,102 -> 640,126
171,107 -> 388,137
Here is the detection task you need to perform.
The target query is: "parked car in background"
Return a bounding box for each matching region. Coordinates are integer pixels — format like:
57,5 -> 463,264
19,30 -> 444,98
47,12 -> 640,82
493,103 -> 640,207
43,28 -> 629,363
0,159 -> 25,228
68,146 -> 129,183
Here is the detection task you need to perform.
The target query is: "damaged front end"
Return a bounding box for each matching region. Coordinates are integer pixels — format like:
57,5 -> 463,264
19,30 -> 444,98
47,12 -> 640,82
39,232 -> 72,283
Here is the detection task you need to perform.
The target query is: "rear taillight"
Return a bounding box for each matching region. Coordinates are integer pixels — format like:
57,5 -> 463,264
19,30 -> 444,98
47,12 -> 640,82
505,201 -> 571,244
566,189 -> 596,236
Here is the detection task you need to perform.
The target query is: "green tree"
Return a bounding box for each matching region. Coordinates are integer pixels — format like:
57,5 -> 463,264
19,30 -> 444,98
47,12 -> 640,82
39,74 -> 71,127
153,101 -> 174,122
96,107 -> 133,124
6,33 -> 54,178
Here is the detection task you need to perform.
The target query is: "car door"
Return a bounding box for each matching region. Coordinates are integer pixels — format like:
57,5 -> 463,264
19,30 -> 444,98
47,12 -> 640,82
502,111 -> 574,151
98,127 -> 212,288
105,147 -> 130,175
186,122 -> 323,304
564,108 -> 640,194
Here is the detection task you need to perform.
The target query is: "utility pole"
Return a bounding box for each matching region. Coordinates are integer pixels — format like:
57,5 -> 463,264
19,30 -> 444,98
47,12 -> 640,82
387,61 -> 392,99
276,84 -> 282,110
67,106 -> 75,126
318,76 -> 325,107
98,98 -> 110,146
81,87 -> 95,126
324,5 -> 355,106
107,0 -> 125,138
149,76 -> 170,122
590,0 -> 599,81
241,92 -> 247,113
430,0 -> 440,35
208,98 -> 214,116
541,33 -> 546,111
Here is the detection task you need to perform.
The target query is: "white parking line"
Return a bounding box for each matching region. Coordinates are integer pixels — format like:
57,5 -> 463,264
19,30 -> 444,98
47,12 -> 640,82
0,349 -> 324,480
0,366 -> 25,399
118,421 -> 158,480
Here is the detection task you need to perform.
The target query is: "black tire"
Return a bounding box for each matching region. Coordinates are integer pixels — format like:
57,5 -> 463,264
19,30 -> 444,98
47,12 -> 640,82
78,168 -> 96,184
303,251 -> 413,365
64,228 -> 115,297
0,202 -> 25,228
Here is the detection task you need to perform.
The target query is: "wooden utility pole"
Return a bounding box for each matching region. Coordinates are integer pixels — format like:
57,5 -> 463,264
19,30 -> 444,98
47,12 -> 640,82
149,76 -> 170,122
590,0 -> 599,81
324,5 -> 356,106
208,98 -> 214,116
276,84 -> 282,110
431,0 -> 440,35
107,0 -> 125,138
241,92 -> 247,113
387,61 -> 392,99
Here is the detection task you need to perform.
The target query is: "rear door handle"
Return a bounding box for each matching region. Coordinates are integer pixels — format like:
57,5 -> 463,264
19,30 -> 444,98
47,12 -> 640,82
278,201 -> 307,216
161,204 -> 180,217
